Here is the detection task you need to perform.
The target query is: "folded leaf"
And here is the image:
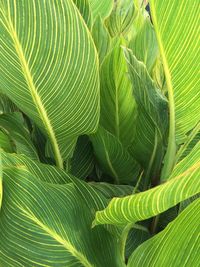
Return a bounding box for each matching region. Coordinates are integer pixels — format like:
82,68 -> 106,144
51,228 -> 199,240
124,49 -> 168,180
70,136 -> 94,180
100,43 -> 136,147
90,127 -> 140,184
0,0 -> 99,168
128,198 -> 200,267
93,142 -> 200,226
0,112 -> 39,160
0,131 -> 13,153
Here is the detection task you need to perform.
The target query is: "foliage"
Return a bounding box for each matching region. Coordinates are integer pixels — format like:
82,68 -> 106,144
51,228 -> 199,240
0,0 -> 199,266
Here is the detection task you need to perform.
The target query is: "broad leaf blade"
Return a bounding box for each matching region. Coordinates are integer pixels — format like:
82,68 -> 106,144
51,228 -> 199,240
0,0 -> 99,168
149,0 -> 200,144
0,167 -> 125,267
128,199 -> 200,267
93,142 -> 200,226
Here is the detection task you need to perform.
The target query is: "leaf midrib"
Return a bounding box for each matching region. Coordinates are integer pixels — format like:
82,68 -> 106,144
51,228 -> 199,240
20,207 -> 94,267
2,6 -> 63,168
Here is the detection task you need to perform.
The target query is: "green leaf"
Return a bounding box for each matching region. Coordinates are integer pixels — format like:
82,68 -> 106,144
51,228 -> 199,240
105,0 -> 136,37
149,0 -> 200,178
1,150 -> 71,184
128,199 -> 200,267
0,166 -> 125,267
0,112 -> 39,160
92,15 -> 111,64
93,141 -> 200,226
70,136 -> 94,180
0,93 -> 17,114
0,131 -> 13,153
0,0 -> 99,168
90,127 -> 140,184
129,18 -> 158,72
124,49 -> 168,180
90,182 -> 133,199
100,43 -> 136,147
73,0 -> 92,29
88,0 -> 114,20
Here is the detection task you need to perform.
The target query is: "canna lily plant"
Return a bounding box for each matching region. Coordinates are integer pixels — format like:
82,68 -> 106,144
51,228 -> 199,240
0,0 -> 199,266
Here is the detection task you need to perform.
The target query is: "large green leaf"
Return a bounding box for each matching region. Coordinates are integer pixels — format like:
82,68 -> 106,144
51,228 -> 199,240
148,0 -> 200,178
0,0 -> 99,168
0,167 -> 125,267
90,127 -> 140,184
88,0 -> 113,20
124,49 -> 168,181
0,112 -> 39,160
100,43 -> 136,147
128,198 -> 200,267
93,141 -> 200,226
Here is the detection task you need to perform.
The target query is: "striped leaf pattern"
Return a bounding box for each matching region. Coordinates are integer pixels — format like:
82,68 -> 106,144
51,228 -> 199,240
0,167 -> 125,267
92,15 -> 111,64
1,150 -> 71,184
124,49 -> 168,180
129,18 -> 158,72
100,43 -> 137,147
88,0 -> 114,20
73,0 -> 92,29
0,0 -> 99,168
0,131 -> 13,153
70,136 -> 94,180
93,142 -> 200,226
90,127 -> 140,184
128,198 -> 200,267
105,0 -> 136,37
149,0 -> 200,144
0,93 -> 17,114
0,112 -> 39,160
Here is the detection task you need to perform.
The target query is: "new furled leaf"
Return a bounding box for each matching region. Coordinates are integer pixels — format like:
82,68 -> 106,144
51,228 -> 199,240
100,42 -> 136,147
